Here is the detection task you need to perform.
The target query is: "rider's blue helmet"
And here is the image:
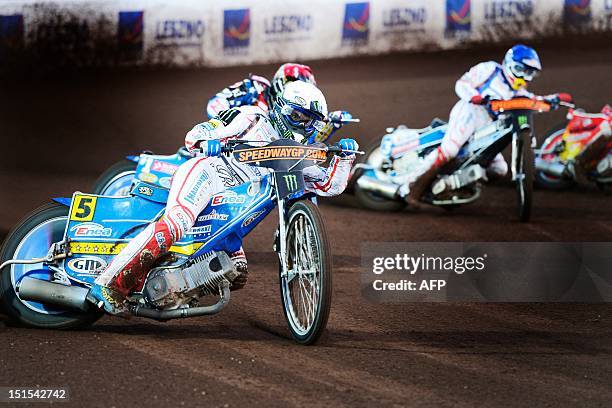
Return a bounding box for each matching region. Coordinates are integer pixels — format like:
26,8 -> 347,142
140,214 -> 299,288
502,44 -> 542,90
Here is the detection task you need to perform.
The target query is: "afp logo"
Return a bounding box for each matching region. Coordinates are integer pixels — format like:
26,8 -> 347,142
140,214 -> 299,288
0,15 -> 24,49
342,2 -> 370,44
563,0 -> 591,28
118,11 -> 144,59
446,0 -> 471,34
68,256 -> 107,275
224,9 -> 250,49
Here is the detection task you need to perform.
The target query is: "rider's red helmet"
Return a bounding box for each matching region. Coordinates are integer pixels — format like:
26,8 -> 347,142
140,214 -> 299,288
271,63 -> 317,100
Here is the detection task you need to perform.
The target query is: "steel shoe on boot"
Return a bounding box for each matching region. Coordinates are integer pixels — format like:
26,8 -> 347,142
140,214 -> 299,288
229,249 -> 248,291
86,284 -> 130,318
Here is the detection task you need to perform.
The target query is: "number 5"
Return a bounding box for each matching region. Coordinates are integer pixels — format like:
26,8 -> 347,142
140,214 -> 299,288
70,195 -> 97,221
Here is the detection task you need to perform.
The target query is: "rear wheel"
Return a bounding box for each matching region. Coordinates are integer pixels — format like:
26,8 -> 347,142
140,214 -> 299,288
354,143 -> 405,212
534,122 -> 576,190
92,159 -> 138,196
279,201 -> 332,345
516,130 -> 535,222
0,203 -> 101,328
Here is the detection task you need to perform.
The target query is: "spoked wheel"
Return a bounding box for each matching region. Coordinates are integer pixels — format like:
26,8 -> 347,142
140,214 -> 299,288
0,203 -> 101,328
280,200 -> 332,345
516,130 -> 535,222
354,143 -> 405,212
92,159 -> 137,196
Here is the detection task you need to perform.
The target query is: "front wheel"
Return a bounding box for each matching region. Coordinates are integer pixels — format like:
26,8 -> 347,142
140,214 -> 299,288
92,159 -> 138,196
516,130 -> 535,222
279,200 -> 332,345
0,203 -> 101,328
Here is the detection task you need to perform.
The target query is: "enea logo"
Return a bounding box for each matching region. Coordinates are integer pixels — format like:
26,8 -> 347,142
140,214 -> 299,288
224,9 -> 250,49
563,0 -> 591,27
446,0 -> 471,33
342,2 -> 370,43
118,11 -> 144,59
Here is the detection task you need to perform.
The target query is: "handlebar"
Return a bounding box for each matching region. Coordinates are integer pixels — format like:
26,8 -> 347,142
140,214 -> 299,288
222,139 -> 363,155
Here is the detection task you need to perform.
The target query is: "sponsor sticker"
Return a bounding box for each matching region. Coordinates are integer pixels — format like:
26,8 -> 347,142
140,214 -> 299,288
197,209 -> 229,222
184,172 -> 211,205
211,191 -> 246,206
224,9 -> 250,51
67,256 -> 107,274
70,195 -> 97,222
446,0 -> 471,36
118,11 -> 144,59
138,185 -> 154,196
151,160 -> 179,175
187,225 -> 212,235
242,210 -> 266,228
342,2 -> 370,45
71,222 -> 112,238
139,172 -> 158,183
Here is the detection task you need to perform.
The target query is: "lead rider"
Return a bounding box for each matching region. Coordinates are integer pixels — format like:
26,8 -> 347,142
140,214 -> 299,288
87,81 -> 358,315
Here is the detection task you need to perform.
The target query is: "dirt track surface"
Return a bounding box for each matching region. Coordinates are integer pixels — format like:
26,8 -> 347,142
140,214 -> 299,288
1,44 -> 612,407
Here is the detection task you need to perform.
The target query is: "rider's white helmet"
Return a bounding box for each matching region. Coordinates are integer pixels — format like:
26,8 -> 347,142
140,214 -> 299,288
270,81 -> 328,144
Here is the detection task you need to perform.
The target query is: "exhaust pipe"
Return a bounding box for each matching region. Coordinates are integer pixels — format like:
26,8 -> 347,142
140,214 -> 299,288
356,175 -> 399,199
18,277 -> 91,312
132,282 -> 230,321
535,158 -> 569,178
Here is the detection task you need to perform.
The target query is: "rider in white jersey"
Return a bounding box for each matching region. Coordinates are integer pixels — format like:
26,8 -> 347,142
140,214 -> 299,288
87,81 -> 358,315
404,44 -> 551,202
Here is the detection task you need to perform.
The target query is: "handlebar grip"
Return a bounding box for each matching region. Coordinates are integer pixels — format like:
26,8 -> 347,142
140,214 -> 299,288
558,93 -> 573,103
326,146 -> 342,154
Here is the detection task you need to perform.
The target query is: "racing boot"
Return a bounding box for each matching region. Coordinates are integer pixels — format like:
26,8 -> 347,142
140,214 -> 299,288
406,147 -> 447,207
229,248 -> 248,291
90,219 -> 176,315
86,284 -> 130,318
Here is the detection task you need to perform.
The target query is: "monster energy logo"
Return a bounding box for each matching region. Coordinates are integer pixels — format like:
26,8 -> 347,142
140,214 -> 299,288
284,174 -> 298,190
518,115 -> 528,127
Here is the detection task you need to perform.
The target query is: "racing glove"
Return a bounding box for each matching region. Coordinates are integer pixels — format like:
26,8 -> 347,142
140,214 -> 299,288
229,79 -> 258,107
198,140 -> 222,157
470,95 -> 489,105
335,138 -> 359,158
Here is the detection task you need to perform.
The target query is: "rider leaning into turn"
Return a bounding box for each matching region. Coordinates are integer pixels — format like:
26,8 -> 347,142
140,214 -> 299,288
87,81 -> 358,315
403,44 -> 557,203
206,62 -> 317,117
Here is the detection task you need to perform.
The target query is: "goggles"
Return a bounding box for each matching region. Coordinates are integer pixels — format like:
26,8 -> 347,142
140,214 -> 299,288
281,104 -> 327,134
509,61 -> 539,81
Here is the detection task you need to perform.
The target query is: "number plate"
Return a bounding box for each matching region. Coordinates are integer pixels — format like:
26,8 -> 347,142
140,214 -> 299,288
275,171 -> 305,200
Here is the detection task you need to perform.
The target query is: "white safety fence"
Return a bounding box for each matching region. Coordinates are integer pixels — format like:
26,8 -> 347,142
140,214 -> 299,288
0,0 -> 610,67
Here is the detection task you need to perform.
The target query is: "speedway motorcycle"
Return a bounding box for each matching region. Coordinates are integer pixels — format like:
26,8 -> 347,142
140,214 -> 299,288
93,111 -> 357,196
351,96 -> 566,222
535,104 -> 611,190
0,139 -> 360,345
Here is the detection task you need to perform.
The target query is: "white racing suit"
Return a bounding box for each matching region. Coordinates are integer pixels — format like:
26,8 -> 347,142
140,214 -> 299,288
96,105 -> 354,296
404,61 -> 532,198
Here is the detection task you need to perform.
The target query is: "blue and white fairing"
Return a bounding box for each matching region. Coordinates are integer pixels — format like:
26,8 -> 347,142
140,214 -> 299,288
61,176 -> 275,287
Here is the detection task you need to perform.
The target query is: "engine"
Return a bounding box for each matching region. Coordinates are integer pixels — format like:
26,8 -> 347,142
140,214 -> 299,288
143,251 -> 238,309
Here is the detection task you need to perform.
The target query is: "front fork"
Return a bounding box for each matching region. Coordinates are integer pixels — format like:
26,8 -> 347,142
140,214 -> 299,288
511,128 -> 535,181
